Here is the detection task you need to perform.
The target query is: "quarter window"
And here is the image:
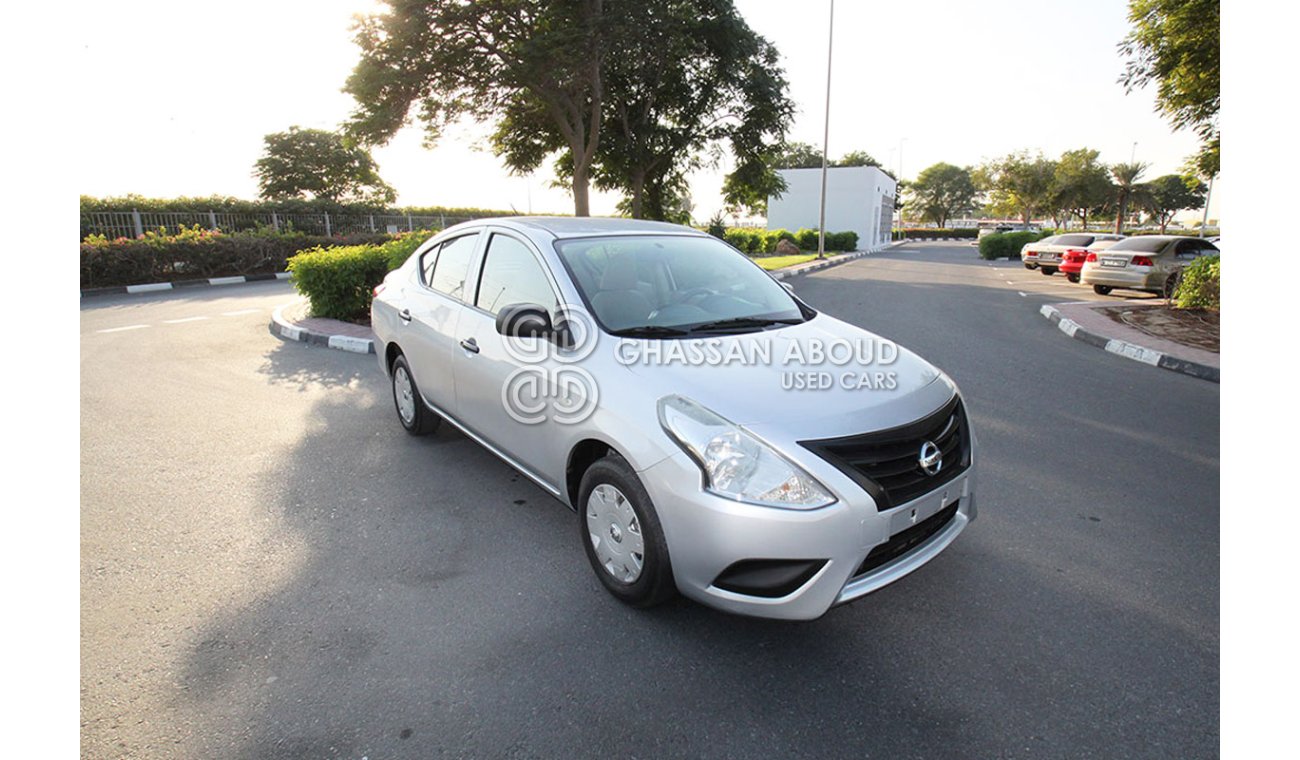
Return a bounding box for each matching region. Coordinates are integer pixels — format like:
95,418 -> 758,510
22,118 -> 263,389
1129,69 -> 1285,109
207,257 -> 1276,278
475,234 -> 557,315
426,233 -> 480,300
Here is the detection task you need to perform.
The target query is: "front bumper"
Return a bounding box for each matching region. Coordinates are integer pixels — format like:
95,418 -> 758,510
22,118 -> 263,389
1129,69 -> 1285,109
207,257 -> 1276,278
638,449 -> 976,620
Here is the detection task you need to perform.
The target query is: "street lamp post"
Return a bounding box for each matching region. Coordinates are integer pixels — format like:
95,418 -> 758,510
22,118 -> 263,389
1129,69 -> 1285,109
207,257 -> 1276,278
816,0 -> 835,260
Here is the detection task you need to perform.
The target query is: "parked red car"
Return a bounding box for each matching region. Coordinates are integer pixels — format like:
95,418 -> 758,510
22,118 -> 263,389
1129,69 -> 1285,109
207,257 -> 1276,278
1059,239 -> 1123,283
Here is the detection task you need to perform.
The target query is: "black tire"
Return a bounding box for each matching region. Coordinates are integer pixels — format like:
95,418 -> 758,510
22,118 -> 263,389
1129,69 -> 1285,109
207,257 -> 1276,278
1163,271 -> 1183,299
391,353 -> 439,436
1023,263 -> 1034,270
1041,266 -> 1057,276
1067,273 -> 1080,283
578,454 -> 676,608
1092,284 -> 1113,296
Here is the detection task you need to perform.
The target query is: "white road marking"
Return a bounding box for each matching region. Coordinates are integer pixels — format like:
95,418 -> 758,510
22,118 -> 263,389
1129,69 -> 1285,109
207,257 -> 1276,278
221,309 -> 261,316
162,316 -> 209,324
1005,280 -> 1015,284
97,324 -> 150,333
1018,291 -> 1028,297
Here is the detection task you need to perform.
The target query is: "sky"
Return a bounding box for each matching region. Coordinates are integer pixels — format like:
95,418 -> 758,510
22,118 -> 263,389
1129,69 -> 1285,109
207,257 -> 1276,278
75,0 -> 1219,224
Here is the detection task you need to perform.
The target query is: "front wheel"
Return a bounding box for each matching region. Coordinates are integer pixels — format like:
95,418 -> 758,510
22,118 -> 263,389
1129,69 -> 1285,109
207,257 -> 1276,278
391,354 -> 439,436
1067,273 -> 1080,283
579,454 -> 676,608
1092,284 -> 1113,296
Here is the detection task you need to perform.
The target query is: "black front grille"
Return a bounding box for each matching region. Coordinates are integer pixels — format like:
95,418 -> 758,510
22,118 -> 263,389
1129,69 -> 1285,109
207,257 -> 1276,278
799,396 -> 970,511
854,501 -> 959,578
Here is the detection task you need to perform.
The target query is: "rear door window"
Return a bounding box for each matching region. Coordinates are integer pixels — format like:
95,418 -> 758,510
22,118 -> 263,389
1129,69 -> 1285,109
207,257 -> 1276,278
426,233 -> 480,300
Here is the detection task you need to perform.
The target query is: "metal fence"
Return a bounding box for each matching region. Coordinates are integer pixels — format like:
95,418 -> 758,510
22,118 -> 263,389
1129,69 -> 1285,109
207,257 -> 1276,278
81,210 -> 476,241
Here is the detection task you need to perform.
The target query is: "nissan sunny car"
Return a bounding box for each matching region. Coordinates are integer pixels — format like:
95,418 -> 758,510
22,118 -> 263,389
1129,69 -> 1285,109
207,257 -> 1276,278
371,217 -> 976,620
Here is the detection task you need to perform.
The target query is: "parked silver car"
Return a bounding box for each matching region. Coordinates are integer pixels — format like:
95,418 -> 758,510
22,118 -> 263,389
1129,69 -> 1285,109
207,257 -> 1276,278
1022,233 -> 1125,274
1080,235 -> 1219,296
371,218 -> 976,620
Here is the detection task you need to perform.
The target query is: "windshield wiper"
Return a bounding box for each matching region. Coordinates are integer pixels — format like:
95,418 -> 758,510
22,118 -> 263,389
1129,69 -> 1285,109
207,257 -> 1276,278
686,316 -> 804,333
608,325 -> 692,338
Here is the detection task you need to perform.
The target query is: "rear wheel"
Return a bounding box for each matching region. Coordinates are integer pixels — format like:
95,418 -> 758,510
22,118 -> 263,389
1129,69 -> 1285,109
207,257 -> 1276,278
1092,284 -> 1113,296
1041,267 -> 1057,276
1163,271 -> 1183,299
391,354 -> 439,436
1023,263 -> 1035,270
579,454 -> 676,608
1067,273 -> 1080,283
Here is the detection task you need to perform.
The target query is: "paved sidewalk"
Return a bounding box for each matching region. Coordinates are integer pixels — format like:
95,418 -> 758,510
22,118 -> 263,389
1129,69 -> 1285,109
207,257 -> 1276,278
1040,299 -> 1219,382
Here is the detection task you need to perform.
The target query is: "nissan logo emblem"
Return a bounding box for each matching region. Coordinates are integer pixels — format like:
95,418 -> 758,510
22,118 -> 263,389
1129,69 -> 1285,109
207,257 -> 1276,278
918,441 -> 942,476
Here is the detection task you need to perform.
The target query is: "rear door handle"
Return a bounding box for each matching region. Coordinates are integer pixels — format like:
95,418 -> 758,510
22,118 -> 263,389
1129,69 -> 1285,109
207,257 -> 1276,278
398,308 -> 412,322
460,337 -> 480,354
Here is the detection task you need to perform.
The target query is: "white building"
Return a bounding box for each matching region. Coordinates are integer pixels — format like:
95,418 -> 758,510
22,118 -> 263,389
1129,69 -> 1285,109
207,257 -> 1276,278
766,166 -> 897,251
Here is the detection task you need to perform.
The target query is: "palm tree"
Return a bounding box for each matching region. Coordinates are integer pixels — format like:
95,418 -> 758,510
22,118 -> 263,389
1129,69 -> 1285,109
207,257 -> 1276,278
1110,161 -> 1149,234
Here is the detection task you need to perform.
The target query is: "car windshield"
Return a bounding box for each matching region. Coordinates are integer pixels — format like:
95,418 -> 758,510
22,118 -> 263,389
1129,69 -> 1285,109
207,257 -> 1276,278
555,234 -> 808,335
1107,237 -> 1169,253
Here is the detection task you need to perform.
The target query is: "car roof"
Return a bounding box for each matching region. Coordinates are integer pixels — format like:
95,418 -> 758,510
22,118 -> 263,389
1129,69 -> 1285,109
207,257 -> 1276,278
464,216 -> 703,240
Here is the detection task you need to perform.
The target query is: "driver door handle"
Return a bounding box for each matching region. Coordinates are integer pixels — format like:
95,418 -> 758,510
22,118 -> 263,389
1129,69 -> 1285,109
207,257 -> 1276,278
398,308 -> 412,322
460,337 -> 480,354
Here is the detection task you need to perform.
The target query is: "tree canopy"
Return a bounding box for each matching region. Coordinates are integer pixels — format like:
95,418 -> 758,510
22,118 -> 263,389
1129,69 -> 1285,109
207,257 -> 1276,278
1053,148 -> 1113,229
976,152 -> 1057,226
253,127 -> 396,204
344,0 -> 792,219
1109,161 -> 1149,233
1139,174 -> 1206,232
1119,0 -> 1219,176
906,163 -> 975,228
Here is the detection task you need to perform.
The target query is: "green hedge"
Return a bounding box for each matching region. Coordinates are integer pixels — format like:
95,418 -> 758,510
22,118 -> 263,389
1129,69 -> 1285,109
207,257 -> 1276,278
1173,254 -> 1220,310
894,228 -> 979,240
725,228 -> 858,254
79,226 -> 392,289
978,230 -> 1053,260
287,232 -> 432,321
80,194 -> 519,219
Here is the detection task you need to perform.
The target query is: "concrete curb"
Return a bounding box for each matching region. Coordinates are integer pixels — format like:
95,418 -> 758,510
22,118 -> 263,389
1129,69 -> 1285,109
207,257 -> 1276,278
81,272 -> 292,299
1039,304 -> 1219,383
769,241 -> 903,281
269,304 -> 376,355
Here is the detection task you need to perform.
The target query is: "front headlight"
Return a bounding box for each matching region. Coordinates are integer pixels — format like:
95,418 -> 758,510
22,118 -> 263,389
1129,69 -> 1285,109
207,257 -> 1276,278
657,395 -> 835,510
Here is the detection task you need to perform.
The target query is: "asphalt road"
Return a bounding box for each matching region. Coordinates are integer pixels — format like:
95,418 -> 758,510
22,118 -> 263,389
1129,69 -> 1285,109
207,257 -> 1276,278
81,242 -> 1218,759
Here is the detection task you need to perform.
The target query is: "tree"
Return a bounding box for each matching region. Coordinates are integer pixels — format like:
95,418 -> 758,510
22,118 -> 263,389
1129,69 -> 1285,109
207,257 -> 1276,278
771,141 -> 825,169
976,152 -> 1058,226
1119,0 -> 1219,176
905,163 -> 976,228
253,127 -> 396,204
505,0 -> 793,221
344,1 -> 610,216
1110,161 -> 1149,233
1053,148 -> 1113,230
834,150 -> 882,168
1139,174 -> 1206,232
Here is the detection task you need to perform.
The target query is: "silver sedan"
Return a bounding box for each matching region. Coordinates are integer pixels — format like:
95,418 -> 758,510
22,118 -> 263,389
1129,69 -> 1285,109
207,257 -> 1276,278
371,217 -> 977,620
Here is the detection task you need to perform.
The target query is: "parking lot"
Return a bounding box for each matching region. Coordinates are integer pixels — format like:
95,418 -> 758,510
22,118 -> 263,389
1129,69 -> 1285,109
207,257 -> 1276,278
81,241 -> 1218,759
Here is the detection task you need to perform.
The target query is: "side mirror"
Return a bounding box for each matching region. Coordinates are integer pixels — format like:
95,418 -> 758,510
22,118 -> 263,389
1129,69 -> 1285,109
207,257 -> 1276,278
495,303 -> 553,338
780,280 -> 795,294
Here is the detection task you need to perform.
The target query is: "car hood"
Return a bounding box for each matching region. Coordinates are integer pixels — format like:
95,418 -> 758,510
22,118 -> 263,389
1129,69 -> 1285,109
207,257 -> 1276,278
613,313 -> 953,434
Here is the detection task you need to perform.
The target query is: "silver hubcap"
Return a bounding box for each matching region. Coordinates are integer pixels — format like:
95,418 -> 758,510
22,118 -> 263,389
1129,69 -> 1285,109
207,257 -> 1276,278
586,484 -> 644,583
394,366 -> 416,425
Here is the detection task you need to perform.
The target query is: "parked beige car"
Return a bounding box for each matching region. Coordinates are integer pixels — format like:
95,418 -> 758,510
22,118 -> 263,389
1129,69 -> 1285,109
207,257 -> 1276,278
1022,233 -> 1126,275
1080,236 -> 1219,296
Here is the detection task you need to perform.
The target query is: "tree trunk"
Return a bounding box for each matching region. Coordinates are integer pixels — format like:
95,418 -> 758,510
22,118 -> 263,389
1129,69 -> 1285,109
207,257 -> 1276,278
1114,193 -> 1126,234
571,159 -> 591,217
629,169 -> 645,219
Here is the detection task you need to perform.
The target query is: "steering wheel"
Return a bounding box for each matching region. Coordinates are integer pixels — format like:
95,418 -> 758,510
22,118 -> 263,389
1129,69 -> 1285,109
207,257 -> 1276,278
672,287 -> 716,305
